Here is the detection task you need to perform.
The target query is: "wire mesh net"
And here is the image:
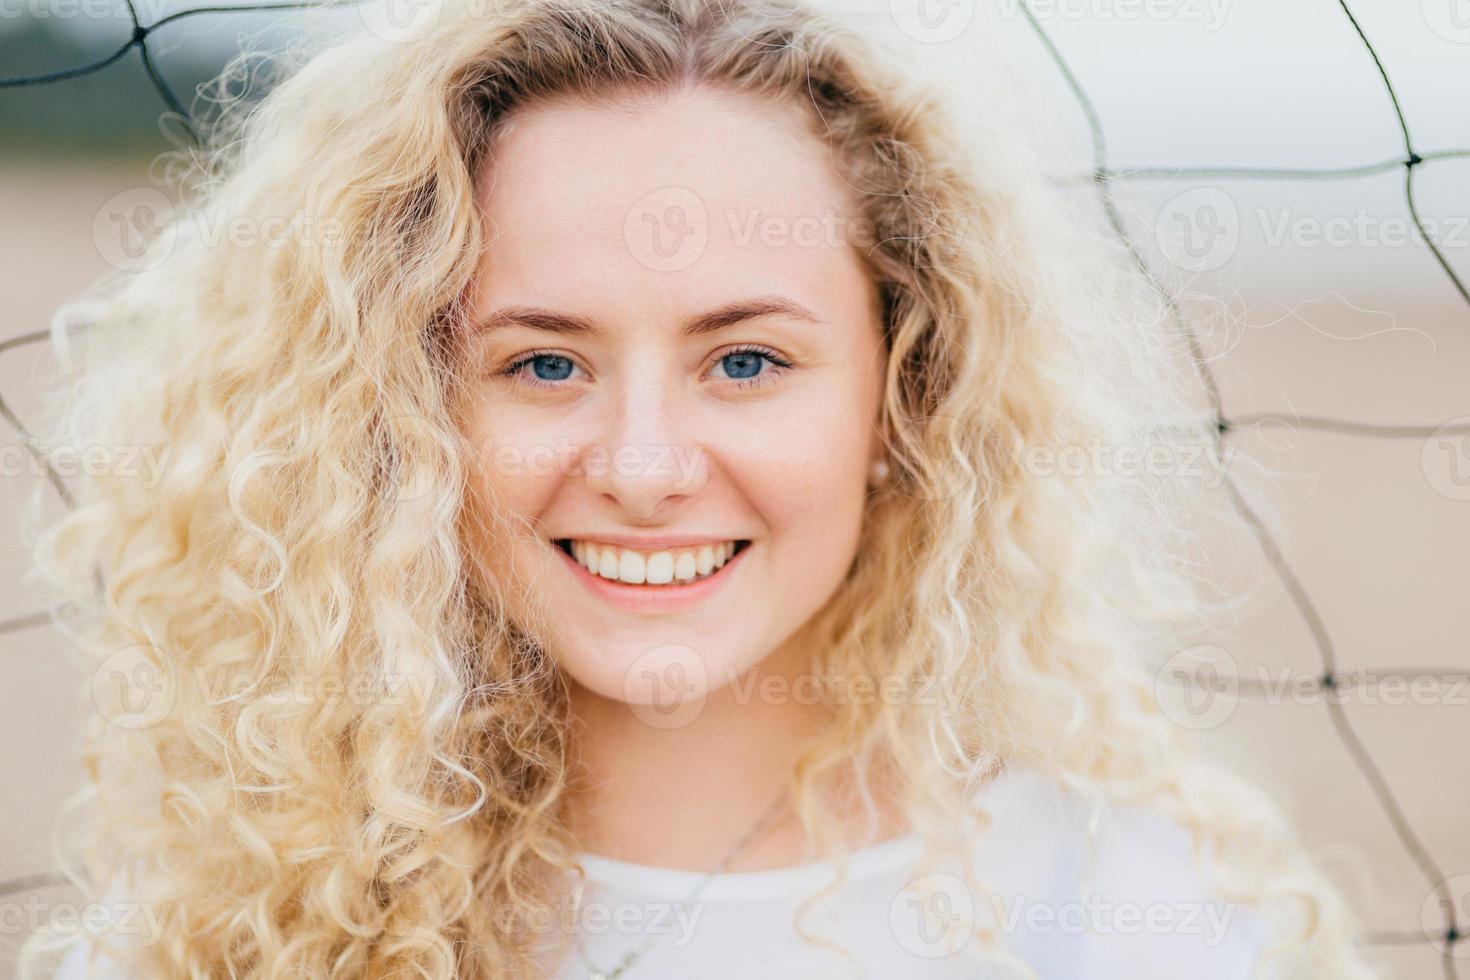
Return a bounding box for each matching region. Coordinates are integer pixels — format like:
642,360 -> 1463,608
0,0 -> 1465,974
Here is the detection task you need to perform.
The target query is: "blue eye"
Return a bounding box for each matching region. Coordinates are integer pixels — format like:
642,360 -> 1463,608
711,345 -> 792,389
502,351 -> 580,388
528,354 -> 574,381
722,351 -> 763,379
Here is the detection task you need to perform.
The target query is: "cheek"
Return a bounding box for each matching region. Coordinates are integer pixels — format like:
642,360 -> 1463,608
461,404 -> 572,519
720,386 -> 874,552
457,405 -> 572,596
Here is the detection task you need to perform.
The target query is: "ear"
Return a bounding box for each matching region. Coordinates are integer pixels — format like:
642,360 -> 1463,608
867,415 -> 893,475
867,447 -> 891,487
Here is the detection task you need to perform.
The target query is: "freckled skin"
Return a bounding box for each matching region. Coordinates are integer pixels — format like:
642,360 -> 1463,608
457,86 -> 888,712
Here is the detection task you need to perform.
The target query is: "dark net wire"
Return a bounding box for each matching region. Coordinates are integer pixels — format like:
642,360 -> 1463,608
0,0 -> 1466,975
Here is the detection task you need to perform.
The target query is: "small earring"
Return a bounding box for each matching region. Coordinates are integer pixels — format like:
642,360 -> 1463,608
868,457 -> 891,486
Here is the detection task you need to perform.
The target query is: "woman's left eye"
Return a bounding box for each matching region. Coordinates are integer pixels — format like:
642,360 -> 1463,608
708,346 -> 792,389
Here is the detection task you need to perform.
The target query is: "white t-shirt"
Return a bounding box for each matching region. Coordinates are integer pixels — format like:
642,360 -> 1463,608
549,765 -> 1273,979
53,766 -> 1274,979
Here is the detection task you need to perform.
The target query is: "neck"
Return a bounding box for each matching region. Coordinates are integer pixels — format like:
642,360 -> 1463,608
561,639 -> 906,872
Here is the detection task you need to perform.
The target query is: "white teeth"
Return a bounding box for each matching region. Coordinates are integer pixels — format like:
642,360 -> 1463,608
645,551 -> 674,585
617,549 -> 645,584
560,539 -> 743,587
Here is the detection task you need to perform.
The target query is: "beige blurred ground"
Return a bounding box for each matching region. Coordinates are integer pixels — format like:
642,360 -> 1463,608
1,158 -> 1467,979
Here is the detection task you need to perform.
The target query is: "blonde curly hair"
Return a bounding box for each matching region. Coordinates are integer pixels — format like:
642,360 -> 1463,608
21,0 -> 1379,976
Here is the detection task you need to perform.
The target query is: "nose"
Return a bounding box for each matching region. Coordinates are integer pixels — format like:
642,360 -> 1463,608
581,382 -> 709,521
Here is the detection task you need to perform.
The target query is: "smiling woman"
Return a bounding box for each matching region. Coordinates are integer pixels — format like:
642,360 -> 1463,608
22,0 -> 1380,978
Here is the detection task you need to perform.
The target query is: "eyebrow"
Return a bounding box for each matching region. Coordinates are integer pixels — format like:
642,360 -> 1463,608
471,296 -> 823,338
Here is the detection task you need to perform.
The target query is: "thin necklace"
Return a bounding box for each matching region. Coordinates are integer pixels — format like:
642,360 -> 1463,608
572,789 -> 791,979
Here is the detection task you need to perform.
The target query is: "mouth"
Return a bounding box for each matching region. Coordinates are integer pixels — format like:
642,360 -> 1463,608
550,537 -> 752,588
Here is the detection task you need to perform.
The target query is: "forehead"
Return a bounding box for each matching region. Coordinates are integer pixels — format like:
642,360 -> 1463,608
469,86 -> 876,321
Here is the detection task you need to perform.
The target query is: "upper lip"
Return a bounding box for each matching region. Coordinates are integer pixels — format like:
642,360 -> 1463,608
554,534 -> 748,551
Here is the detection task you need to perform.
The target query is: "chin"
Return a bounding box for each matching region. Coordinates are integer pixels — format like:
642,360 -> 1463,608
553,632 -> 752,709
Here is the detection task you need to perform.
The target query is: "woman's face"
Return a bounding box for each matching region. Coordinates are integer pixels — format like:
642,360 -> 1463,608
457,87 -> 887,706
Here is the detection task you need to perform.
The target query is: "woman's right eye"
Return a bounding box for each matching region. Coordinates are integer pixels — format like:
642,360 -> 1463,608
500,351 -> 582,388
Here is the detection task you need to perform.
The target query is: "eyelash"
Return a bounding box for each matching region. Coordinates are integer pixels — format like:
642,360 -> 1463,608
498,344 -> 793,392
499,348 -> 577,390
711,344 -> 793,389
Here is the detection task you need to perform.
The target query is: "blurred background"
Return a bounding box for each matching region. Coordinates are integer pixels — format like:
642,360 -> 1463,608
2,0 -> 1467,976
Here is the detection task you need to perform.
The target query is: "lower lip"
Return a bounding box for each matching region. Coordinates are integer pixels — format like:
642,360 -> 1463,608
553,541 -> 748,614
